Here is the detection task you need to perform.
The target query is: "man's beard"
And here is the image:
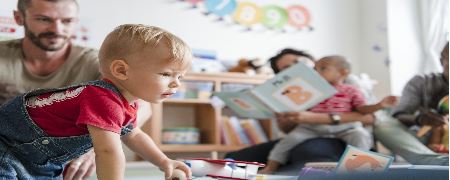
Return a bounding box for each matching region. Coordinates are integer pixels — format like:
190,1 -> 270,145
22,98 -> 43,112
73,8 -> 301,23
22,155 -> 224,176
24,24 -> 70,51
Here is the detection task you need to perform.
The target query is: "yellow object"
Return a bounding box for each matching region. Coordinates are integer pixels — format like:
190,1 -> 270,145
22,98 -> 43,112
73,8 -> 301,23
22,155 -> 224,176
442,125 -> 449,149
233,2 -> 262,26
254,175 -> 266,180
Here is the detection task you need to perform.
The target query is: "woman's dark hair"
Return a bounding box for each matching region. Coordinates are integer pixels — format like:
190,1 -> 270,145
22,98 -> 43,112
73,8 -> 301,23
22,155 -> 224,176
269,48 -> 315,73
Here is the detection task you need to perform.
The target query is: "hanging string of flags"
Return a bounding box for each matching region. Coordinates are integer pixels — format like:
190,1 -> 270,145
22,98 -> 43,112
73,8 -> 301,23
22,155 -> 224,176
180,0 -> 314,32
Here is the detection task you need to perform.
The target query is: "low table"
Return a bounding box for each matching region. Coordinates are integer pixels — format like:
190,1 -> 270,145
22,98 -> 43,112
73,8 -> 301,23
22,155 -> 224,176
297,164 -> 449,180
88,162 -> 298,180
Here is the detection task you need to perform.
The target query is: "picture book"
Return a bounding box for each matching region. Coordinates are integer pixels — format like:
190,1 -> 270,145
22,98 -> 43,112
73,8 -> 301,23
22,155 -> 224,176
213,62 -> 337,119
335,145 -> 394,173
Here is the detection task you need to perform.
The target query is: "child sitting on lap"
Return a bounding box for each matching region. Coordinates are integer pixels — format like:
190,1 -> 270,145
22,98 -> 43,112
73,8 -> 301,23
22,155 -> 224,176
0,24 -> 192,179
259,56 -> 398,174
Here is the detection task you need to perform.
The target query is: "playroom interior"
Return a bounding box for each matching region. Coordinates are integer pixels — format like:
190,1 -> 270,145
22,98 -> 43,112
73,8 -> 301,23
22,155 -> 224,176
0,0 -> 448,179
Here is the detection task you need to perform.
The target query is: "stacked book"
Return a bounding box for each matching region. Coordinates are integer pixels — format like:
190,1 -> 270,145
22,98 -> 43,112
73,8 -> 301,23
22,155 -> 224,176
221,116 -> 269,145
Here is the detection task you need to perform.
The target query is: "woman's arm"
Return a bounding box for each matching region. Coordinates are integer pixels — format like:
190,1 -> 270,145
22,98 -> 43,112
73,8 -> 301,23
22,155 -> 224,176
276,111 -> 375,132
87,125 -> 125,180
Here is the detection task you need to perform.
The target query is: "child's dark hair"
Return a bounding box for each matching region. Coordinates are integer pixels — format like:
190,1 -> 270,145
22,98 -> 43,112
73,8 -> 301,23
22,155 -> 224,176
269,48 -> 315,74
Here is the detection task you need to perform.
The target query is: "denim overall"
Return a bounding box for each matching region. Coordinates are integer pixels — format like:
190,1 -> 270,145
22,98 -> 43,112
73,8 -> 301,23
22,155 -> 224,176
0,80 -> 134,179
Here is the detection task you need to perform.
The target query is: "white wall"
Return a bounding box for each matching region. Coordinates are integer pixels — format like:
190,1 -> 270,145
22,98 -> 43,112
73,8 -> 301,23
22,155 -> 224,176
3,0 -> 398,96
73,0 -> 362,73
1,0 -> 364,71
387,0 -> 424,95
3,0 -> 371,86
359,0 -> 391,97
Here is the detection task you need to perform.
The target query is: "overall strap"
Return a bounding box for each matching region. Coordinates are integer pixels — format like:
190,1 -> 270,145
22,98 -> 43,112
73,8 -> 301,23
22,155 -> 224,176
24,80 -> 122,99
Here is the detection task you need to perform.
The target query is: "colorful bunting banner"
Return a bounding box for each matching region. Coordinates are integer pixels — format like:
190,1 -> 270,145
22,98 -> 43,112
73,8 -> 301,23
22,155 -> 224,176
180,0 -> 313,32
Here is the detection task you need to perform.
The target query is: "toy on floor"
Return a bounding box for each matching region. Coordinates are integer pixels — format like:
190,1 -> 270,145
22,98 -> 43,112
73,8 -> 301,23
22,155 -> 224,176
181,158 -> 265,179
420,95 -> 449,153
428,125 -> 449,154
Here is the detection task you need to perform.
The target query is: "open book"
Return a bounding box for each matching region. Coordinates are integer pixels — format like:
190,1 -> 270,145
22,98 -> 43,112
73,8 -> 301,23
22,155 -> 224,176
213,63 -> 337,119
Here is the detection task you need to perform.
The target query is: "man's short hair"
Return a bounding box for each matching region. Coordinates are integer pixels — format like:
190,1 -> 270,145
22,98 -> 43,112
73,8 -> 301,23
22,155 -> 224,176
98,24 -> 192,74
17,0 -> 79,14
269,48 -> 315,74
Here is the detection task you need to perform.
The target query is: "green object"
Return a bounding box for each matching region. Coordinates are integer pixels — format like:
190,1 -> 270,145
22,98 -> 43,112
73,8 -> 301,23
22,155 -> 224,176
261,5 -> 288,29
437,96 -> 449,114
184,90 -> 198,99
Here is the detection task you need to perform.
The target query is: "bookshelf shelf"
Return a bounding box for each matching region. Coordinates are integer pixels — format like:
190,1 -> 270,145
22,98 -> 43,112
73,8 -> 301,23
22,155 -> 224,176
140,72 -> 273,159
160,144 -> 250,152
165,99 -> 211,104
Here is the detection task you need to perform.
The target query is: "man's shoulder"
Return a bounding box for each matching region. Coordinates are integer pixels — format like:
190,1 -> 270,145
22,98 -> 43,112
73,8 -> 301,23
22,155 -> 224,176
69,44 -> 99,65
0,39 -> 21,46
423,73 -> 444,80
0,39 -> 22,56
408,73 -> 444,85
71,44 -> 98,57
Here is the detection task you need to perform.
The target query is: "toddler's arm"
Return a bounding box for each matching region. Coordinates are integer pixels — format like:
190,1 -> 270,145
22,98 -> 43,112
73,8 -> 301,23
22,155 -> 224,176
87,125 -> 125,180
356,95 -> 398,114
122,128 -> 191,179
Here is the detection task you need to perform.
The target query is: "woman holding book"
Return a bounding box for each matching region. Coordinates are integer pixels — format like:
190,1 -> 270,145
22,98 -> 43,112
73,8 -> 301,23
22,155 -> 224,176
225,48 -> 375,174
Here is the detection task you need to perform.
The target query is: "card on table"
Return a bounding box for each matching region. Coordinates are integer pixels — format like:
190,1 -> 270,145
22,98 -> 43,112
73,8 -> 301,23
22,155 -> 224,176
335,145 -> 394,173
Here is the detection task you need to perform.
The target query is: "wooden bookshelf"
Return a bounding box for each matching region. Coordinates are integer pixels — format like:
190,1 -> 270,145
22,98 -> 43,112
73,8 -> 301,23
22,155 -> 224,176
159,144 -> 251,152
139,72 -> 273,159
164,99 -> 211,104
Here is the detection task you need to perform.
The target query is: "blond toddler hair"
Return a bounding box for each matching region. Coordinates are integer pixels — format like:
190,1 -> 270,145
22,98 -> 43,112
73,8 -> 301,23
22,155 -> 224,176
98,24 -> 192,76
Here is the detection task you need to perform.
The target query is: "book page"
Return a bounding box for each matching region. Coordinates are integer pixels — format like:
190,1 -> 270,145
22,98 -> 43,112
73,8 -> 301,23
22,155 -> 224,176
252,63 -> 337,112
213,90 -> 274,119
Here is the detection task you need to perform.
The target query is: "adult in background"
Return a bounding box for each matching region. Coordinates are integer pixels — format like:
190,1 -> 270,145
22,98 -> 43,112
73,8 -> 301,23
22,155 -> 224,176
225,48 -> 375,174
0,0 -> 99,179
374,42 -> 449,165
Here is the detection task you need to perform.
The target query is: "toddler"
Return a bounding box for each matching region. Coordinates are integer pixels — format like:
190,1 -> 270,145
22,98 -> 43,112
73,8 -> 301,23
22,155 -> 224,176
259,56 -> 398,174
0,24 -> 192,179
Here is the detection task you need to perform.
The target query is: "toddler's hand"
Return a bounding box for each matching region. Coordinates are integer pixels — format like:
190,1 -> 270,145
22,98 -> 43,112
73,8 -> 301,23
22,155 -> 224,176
380,96 -> 399,108
159,158 -> 191,180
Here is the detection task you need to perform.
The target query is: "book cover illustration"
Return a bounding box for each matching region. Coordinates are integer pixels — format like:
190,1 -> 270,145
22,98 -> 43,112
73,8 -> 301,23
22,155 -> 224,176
214,62 -> 337,118
335,145 -> 394,173
214,90 -> 273,119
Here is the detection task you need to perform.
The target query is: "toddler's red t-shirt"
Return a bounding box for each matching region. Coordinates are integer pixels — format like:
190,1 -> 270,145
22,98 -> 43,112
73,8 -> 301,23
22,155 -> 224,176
26,85 -> 137,137
308,84 -> 366,113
